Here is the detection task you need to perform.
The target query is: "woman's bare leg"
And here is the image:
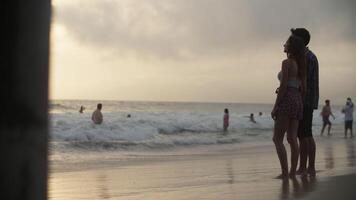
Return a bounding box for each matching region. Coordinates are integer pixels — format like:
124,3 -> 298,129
287,119 -> 299,178
273,115 -> 289,178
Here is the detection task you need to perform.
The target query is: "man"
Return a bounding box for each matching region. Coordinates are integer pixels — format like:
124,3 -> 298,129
92,103 -> 103,124
292,28 -> 319,177
320,99 -> 335,136
342,97 -> 354,138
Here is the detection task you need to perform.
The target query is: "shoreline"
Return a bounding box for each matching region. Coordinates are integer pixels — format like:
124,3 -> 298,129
49,136 -> 356,199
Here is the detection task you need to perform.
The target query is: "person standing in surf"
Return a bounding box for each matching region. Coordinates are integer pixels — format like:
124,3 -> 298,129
223,108 -> 229,132
92,103 -> 103,124
342,97 -> 354,138
320,99 -> 335,136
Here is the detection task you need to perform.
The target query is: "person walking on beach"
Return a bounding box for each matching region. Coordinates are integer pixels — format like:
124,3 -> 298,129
92,103 -> 103,124
271,34 -> 306,179
320,99 -> 335,136
293,28 -> 319,178
223,108 -> 229,132
342,97 -> 354,138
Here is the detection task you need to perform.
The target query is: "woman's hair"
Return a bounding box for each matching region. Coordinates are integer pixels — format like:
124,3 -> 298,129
286,35 -> 306,81
224,108 -> 229,113
291,28 -> 310,46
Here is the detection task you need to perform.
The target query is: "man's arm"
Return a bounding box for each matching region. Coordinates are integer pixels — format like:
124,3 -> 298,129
312,56 -> 319,110
331,111 -> 335,119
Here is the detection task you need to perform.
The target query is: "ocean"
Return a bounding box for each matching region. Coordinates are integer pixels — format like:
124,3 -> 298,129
49,100 -> 347,153
49,100 -> 356,200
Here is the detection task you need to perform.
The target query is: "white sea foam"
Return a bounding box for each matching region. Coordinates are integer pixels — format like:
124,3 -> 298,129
50,100 -> 349,151
50,111 -> 273,149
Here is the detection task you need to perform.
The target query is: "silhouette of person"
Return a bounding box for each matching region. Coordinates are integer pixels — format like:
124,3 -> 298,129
342,97 -> 354,138
250,113 -> 256,123
223,108 -> 229,132
271,34 -> 306,179
320,99 -> 335,136
79,105 -> 85,113
92,103 -> 103,124
294,28 -> 319,178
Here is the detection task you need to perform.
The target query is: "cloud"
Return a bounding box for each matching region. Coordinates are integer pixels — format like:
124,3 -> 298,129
54,0 -> 356,60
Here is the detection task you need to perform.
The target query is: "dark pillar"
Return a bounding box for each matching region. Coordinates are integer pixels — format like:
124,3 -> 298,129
0,1 -> 51,200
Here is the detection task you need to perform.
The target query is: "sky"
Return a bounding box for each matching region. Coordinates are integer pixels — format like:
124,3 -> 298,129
50,0 -> 356,104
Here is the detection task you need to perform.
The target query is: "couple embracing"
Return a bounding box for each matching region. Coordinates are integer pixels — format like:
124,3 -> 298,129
272,28 -> 319,179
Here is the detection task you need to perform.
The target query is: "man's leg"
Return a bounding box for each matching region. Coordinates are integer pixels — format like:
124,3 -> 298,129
345,122 -> 348,138
297,137 -> 308,175
321,123 -> 326,135
307,136 -> 316,177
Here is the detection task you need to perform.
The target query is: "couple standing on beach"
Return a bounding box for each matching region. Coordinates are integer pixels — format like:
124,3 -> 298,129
272,28 -> 319,179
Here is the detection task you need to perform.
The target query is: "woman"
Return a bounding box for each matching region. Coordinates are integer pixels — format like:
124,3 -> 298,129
272,35 -> 307,179
223,108 -> 229,132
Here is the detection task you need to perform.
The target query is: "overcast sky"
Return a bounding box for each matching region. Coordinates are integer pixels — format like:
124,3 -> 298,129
50,0 -> 356,104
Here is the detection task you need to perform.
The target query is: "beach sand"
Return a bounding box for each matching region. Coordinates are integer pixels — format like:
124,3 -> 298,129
49,125 -> 356,200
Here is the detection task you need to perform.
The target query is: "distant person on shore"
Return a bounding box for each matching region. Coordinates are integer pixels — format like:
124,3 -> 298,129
223,108 -> 229,132
320,100 -> 335,136
271,34 -> 306,179
92,103 -> 103,124
127,114 -> 131,118
79,105 -> 85,113
293,28 -> 319,178
259,112 -> 263,117
250,113 -> 256,123
342,97 -> 354,138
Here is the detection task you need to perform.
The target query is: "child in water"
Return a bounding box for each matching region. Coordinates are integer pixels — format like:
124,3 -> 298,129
223,108 -> 229,132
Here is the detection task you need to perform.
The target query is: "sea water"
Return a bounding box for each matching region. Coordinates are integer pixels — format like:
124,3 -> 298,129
50,100 -> 348,153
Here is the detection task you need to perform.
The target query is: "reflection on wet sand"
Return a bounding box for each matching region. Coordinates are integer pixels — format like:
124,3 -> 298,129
97,174 -> 111,199
279,177 -> 318,200
225,159 -> 235,185
225,159 -> 238,199
346,139 -> 356,167
279,179 -> 289,200
325,141 -> 335,169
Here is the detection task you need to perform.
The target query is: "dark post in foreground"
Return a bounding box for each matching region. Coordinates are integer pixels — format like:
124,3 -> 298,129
0,1 -> 51,199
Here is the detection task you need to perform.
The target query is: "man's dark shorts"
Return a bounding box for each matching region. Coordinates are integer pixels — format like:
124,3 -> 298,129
298,105 -> 314,138
345,120 -> 353,130
323,116 -> 331,126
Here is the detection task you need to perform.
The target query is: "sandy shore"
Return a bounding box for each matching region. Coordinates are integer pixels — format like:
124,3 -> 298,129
49,127 -> 356,200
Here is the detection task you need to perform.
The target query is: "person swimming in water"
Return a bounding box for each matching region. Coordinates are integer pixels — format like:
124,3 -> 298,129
249,113 -> 256,123
79,105 -> 85,113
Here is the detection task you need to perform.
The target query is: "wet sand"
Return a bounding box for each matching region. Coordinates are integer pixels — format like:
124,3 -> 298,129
49,127 -> 356,200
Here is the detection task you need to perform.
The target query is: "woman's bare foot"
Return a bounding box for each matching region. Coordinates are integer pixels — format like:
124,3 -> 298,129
296,169 -> 308,177
296,169 -> 306,175
308,168 -> 316,177
289,172 -> 296,179
275,174 -> 289,179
